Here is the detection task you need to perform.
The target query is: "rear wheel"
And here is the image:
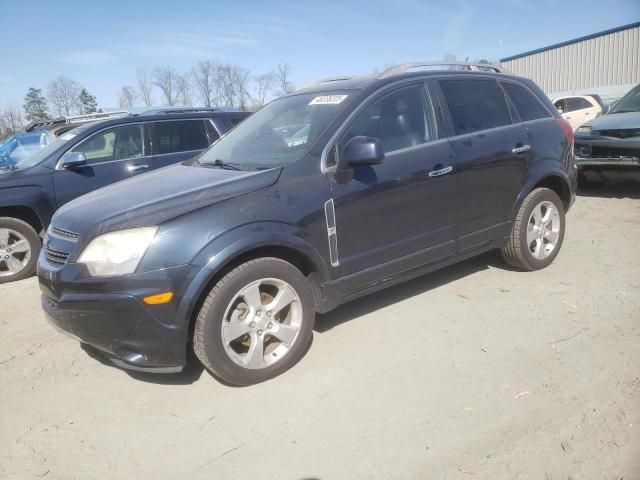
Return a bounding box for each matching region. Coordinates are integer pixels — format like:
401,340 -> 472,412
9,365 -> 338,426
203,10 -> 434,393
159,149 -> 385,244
193,257 -> 315,386
0,217 -> 40,284
501,188 -> 565,271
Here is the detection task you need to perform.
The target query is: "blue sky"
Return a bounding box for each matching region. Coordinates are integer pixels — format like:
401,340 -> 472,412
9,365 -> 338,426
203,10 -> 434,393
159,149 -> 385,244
1,0 -> 638,109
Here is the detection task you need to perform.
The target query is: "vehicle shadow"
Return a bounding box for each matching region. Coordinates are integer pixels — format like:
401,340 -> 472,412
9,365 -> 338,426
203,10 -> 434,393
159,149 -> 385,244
577,178 -> 640,199
315,250 -> 502,333
80,343 -> 206,385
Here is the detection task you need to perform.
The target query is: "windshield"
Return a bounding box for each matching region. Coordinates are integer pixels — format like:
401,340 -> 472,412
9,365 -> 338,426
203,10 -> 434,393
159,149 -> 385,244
196,91 -> 353,169
0,127 -> 84,172
609,85 -> 640,114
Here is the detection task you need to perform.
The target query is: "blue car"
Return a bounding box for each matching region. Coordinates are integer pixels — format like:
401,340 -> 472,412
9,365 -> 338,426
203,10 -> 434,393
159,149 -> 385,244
0,130 -> 53,168
0,108 -> 250,283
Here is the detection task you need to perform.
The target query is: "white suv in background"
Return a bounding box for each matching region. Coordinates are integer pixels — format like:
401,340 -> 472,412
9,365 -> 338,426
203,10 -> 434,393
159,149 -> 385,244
552,95 -> 604,131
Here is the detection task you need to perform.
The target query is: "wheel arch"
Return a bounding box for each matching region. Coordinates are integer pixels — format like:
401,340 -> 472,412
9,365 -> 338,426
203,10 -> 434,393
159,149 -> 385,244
0,205 -> 45,236
181,233 -> 332,347
512,171 -> 572,223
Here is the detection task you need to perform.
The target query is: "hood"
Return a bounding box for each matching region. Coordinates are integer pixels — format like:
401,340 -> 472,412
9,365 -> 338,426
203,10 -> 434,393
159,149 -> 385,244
583,111 -> 640,130
53,164 -> 282,238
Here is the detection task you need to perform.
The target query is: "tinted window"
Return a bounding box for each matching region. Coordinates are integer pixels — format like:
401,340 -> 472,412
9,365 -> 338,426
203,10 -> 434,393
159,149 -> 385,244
440,79 -> 512,135
229,117 -> 246,126
502,83 -> 550,121
154,120 -> 209,155
341,84 -> 436,154
73,125 -> 143,164
565,97 -> 592,111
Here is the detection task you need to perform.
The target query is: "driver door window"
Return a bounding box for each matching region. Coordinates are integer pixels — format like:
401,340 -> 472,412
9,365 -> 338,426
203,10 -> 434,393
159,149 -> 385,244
73,125 -> 144,164
340,84 -> 436,155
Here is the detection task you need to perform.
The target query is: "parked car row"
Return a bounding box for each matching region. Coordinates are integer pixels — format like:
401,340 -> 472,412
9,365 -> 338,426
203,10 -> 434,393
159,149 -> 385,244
0,108 -> 250,282
32,61 -> 577,385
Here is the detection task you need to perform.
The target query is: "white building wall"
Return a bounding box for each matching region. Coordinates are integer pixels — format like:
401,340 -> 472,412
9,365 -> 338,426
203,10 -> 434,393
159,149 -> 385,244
501,25 -> 640,101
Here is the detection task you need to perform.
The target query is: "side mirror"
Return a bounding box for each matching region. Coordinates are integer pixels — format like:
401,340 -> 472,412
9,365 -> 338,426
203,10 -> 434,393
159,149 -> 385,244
340,136 -> 384,168
60,151 -> 87,169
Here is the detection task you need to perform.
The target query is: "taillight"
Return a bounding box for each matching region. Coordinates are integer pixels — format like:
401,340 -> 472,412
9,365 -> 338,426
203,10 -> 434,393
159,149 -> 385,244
556,117 -> 574,144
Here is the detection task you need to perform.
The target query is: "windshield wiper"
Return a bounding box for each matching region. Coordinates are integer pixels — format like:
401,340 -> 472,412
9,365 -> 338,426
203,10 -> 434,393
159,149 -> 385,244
205,159 -> 242,171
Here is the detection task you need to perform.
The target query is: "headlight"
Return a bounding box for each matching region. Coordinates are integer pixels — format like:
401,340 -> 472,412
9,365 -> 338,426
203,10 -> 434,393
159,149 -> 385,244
576,126 -> 592,135
77,227 -> 157,276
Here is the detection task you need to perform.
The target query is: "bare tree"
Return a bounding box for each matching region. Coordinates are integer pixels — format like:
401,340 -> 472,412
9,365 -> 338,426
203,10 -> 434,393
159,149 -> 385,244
275,64 -> 294,95
176,75 -> 193,106
192,61 -> 217,107
47,76 -> 82,116
233,67 -> 251,111
2,103 -> 23,133
118,86 -> 137,110
136,67 -> 154,107
216,64 -> 237,108
153,67 -> 182,106
252,73 -> 275,109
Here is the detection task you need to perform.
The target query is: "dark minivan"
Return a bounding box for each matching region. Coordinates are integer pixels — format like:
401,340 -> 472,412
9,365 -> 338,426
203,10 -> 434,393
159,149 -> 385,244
0,109 -> 249,283
38,62 -> 577,385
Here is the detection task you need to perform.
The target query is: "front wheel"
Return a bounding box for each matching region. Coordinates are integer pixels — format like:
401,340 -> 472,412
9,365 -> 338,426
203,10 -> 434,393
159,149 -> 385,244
0,217 -> 41,284
193,257 -> 315,386
501,188 -> 566,271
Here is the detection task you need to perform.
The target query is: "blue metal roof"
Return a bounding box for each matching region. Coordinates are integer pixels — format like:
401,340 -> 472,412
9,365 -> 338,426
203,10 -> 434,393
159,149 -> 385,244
500,22 -> 640,62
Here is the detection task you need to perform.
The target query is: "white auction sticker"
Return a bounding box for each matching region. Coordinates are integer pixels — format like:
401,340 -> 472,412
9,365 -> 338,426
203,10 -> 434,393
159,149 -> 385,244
309,95 -> 348,105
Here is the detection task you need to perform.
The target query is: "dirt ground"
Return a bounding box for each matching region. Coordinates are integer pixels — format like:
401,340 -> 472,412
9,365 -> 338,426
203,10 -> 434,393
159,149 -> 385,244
1,182 -> 639,480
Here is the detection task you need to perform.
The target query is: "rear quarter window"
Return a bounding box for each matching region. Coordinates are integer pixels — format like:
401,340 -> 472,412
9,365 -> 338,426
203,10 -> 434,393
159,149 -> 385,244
502,83 -> 551,122
440,79 -> 512,135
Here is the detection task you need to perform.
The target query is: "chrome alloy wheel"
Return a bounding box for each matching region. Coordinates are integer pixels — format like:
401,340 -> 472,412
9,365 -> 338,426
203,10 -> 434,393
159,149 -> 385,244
527,201 -> 561,260
221,278 -> 303,369
0,228 -> 31,278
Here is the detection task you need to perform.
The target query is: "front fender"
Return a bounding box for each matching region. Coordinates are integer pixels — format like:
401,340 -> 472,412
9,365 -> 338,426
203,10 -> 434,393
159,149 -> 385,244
0,185 -> 56,229
171,223 -> 332,343
195,222 -> 331,282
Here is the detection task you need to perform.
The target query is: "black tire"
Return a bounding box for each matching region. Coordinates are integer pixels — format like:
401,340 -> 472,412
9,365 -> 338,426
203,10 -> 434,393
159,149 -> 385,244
501,188 -> 565,271
0,217 -> 41,284
193,257 -> 315,386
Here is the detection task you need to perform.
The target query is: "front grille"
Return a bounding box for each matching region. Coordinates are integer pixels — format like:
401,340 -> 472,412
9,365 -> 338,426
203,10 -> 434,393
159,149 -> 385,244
591,146 -> 640,159
599,129 -> 640,139
45,246 -> 70,266
51,226 -> 79,240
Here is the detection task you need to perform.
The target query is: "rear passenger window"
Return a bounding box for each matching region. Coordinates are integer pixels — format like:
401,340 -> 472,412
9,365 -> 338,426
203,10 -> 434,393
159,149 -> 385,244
229,117 -> 246,126
153,120 -> 209,155
502,83 -> 550,121
440,79 -> 512,135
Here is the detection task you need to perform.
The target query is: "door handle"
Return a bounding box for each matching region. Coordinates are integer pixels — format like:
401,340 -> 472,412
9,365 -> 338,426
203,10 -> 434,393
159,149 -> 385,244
127,164 -> 149,172
428,165 -> 453,177
512,145 -> 531,154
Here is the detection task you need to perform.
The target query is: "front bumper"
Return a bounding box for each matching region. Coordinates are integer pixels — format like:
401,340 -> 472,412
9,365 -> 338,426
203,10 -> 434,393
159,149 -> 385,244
38,257 -> 203,372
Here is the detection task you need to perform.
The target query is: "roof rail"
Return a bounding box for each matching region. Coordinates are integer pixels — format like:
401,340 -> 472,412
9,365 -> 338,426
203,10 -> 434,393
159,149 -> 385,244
138,106 -> 222,116
65,111 -> 128,124
295,77 -> 357,91
379,61 -> 510,78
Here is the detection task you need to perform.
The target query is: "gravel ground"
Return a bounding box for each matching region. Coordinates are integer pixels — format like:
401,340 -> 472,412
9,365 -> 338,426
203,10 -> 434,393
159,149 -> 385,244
1,183 -> 639,480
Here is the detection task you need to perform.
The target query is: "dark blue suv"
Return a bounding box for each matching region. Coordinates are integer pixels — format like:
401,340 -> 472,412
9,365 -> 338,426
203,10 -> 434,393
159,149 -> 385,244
38,62 -> 577,385
0,109 -> 249,283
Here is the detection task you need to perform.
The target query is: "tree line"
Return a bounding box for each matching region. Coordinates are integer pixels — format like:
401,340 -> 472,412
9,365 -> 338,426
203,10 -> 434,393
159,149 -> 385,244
118,62 -> 294,111
0,62 -> 294,141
